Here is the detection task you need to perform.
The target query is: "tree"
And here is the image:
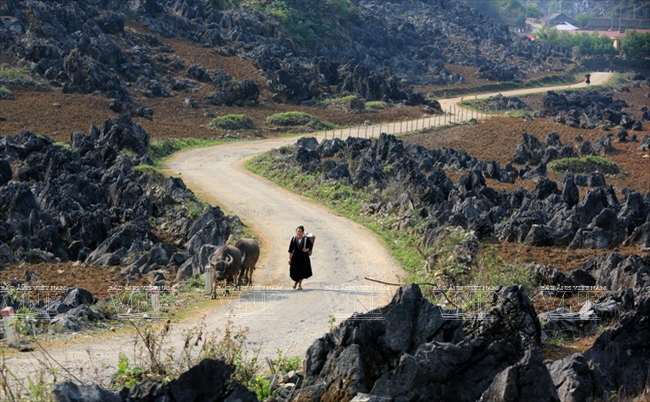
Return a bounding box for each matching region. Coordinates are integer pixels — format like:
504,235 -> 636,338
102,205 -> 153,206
620,30 -> 650,65
574,13 -> 590,28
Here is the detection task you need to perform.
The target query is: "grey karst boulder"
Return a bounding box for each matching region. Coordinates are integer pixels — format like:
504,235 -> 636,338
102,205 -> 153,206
640,134 -> 650,151
61,287 -> 97,309
209,79 -> 260,106
512,131 -> 544,165
544,131 -> 562,148
573,187 -> 611,227
295,145 -> 321,173
187,64 -> 211,82
297,137 -> 319,151
49,314 -> 83,331
473,94 -> 529,112
299,284 -> 543,401
568,227 -> 613,250
577,139 -> 595,156
547,296 -> 650,401
176,243 -> 219,281
0,159 -> 11,185
534,264 -> 570,288
452,196 -> 484,221
545,353 -> 595,402
618,190 -> 648,233
532,177 -> 559,200
456,169 -> 486,193
524,224 -> 571,247
479,347 -> 560,402
62,48 -> 124,97
593,134 -> 614,155
316,137 -> 346,158
367,285 -> 540,402
122,244 -> 171,276
624,221 -> 650,251
2,181 -> 38,218
53,382 -> 121,402
353,159 -> 387,190
183,206 -> 231,256
322,161 -> 350,181
480,160 -> 500,180
538,306 -> 600,341
85,220 -> 150,265
567,253 -> 650,292
0,243 -> 19,264
97,114 -> 150,156
375,133 -> 405,165
559,173 -> 580,207
299,284 -> 454,401
521,162 -> 547,179
499,163 -> 518,183
123,358 -> 257,401
495,210 -> 547,243
542,146 -> 559,164
585,172 -> 606,187
543,89 -> 640,130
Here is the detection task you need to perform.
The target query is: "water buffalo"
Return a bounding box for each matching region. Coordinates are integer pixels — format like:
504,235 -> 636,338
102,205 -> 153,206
208,244 -> 242,299
234,238 -> 260,286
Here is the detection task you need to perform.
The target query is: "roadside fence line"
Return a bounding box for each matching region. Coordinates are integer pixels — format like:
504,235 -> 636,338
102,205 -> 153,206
321,104 -> 490,140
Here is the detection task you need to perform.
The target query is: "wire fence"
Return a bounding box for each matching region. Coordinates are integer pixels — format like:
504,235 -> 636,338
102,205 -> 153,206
321,104 -> 492,140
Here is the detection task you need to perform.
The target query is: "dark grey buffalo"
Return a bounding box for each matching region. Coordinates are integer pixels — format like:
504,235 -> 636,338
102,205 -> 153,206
234,238 -> 260,286
208,244 -> 242,298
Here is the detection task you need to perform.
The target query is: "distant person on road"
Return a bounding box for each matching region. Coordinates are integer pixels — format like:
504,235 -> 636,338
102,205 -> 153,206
585,73 -> 591,85
288,225 -> 313,290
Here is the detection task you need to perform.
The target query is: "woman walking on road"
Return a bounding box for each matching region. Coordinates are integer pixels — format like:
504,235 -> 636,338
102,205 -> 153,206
288,225 -> 313,290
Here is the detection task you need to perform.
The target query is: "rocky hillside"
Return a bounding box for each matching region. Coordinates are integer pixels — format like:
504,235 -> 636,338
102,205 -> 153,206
0,0 -> 571,110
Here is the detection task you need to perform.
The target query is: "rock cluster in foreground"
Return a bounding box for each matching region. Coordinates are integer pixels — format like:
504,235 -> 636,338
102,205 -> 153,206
52,284 -> 649,401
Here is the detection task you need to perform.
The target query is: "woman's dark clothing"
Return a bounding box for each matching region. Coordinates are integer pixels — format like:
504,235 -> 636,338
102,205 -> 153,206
289,236 -> 313,282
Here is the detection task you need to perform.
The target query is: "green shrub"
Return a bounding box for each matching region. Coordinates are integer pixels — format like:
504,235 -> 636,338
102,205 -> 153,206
259,0 -> 357,46
149,138 -> 223,163
267,111 -> 315,126
208,114 -> 255,131
306,119 -> 334,131
0,65 -> 46,90
366,101 -> 387,110
252,375 -> 272,400
112,353 -> 145,388
269,349 -> 303,373
0,65 -> 29,80
317,95 -> 358,105
549,156 -> 620,175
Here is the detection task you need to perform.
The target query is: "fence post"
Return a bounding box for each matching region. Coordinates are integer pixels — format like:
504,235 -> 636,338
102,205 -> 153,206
204,265 -> 212,296
151,288 -> 160,315
2,307 -> 18,347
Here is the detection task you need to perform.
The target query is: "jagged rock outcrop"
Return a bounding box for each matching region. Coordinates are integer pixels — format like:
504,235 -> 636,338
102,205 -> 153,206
544,89 -> 644,130
52,358 -> 258,402
0,117 -> 237,273
42,280 -> 648,402
0,0 -> 572,108
296,284 -> 544,401
546,295 -> 650,401
291,133 -> 650,252
472,94 -> 530,112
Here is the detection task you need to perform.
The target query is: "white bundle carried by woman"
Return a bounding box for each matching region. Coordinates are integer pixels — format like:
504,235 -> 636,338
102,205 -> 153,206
305,232 -> 316,255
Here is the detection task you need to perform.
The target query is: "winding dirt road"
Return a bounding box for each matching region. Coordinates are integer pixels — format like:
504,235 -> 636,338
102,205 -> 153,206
2,73 -> 612,389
